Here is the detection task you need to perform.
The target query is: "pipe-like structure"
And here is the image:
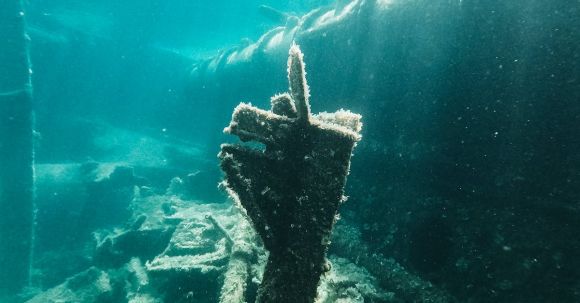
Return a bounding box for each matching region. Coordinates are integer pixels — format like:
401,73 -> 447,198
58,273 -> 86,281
0,0 -> 35,294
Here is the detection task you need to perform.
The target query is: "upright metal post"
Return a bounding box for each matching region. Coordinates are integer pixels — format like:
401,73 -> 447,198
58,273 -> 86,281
0,0 -> 35,294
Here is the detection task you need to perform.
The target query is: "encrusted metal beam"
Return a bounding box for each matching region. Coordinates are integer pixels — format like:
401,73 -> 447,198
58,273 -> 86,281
219,44 -> 362,303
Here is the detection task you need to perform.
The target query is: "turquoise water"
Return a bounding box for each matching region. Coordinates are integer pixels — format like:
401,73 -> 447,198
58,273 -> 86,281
1,0 -> 579,302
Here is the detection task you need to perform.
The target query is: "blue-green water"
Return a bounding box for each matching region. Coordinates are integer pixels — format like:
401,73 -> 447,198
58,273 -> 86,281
1,0 -> 579,302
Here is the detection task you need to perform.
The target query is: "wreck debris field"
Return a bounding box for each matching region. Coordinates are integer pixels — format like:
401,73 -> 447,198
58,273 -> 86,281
1,0 -> 579,303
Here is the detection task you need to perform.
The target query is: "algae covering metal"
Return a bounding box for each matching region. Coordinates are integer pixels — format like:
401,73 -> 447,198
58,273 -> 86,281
219,44 -> 362,303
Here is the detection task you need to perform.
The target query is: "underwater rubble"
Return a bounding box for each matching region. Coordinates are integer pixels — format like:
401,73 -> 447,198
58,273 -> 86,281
23,172 -> 431,303
21,118 -> 452,302
26,170 -> 455,303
